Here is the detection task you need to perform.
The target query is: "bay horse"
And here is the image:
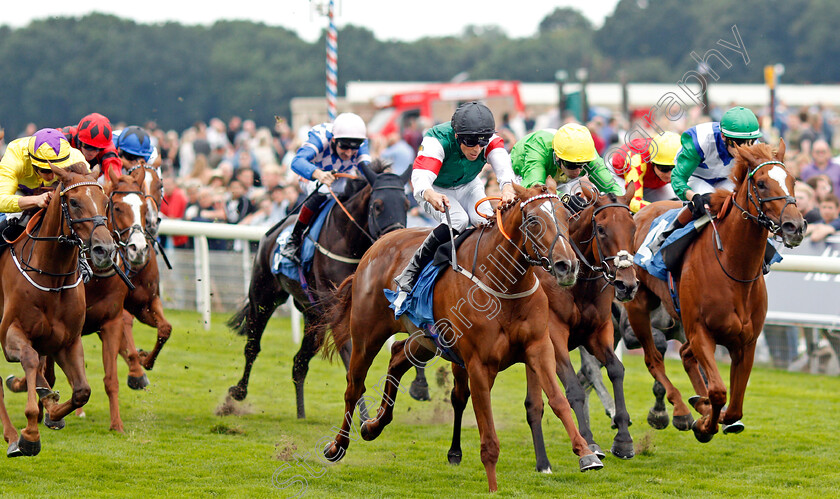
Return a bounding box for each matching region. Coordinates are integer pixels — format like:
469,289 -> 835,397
0,163 -> 116,457
445,187 -> 638,473
625,140 -> 805,442
5,167 -> 151,432
321,183 -> 602,492
227,161 -> 412,418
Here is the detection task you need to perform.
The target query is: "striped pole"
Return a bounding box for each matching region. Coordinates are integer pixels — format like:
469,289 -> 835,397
326,0 -> 337,121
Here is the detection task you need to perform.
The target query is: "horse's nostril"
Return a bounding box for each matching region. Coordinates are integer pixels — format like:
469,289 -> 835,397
554,260 -> 571,275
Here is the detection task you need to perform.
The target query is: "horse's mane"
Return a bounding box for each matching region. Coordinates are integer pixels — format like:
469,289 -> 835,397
708,143 -> 777,214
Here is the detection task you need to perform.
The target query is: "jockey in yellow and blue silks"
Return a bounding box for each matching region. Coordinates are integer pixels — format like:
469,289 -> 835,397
646,106 -> 763,254
511,123 -> 622,212
279,112 -> 373,264
392,101 -> 516,307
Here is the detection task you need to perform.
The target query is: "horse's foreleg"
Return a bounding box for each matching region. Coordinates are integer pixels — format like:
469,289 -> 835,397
578,348 -> 615,422
721,340 -> 756,433
624,295 -> 692,430
465,361 -> 501,493
447,363 -> 470,465
587,320 -> 634,459
524,337 -> 602,472
685,327 -> 725,442
524,365 -> 552,473
118,310 -> 148,390
100,319 -> 126,432
18,339 -> 42,454
45,336 -> 91,425
553,341 -> 601,456
293,312 -> 321,419
680,341 -> 708,398
359,339 -> 429,442
135,297 -> 172,370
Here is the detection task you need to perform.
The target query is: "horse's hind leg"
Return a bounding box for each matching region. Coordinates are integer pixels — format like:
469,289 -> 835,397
359,338 -> 433,442
0,381 -> 19,452
4,330 -> 43,456
100,319 -> 127,432
446,363 -> 470,465
292,309 -> 321,419
524,338 -> 602,472
578,348 -> 616,422
228,291 -> 285,402
523,365 -> 553,473
408,366 -> 430,401
134,297 -> 172,371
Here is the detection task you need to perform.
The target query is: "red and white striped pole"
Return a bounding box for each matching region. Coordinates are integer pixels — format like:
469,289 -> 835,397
326,0 -> 337,121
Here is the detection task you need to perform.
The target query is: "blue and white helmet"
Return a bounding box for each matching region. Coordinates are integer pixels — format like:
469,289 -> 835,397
115,126 -> 153,161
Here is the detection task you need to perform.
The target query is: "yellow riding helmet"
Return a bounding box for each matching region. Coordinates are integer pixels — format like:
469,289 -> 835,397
28,128 -> 74,168
649,131 -> 681,166
552,124 -> 597,163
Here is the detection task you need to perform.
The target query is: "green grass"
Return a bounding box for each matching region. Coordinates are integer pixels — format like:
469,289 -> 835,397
0,310 -> 838,498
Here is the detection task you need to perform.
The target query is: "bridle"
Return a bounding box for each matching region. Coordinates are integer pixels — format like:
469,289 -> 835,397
574,201 -> 635,286
107,188 -> 150,276
12,180 -> 108,291
732,160 -> 798,239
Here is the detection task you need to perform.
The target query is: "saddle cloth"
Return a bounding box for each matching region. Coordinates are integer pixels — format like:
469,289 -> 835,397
271,199 -> 336,281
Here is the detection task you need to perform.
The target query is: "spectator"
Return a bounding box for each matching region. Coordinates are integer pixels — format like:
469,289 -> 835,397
224,178 -> 255,224
795,181 -> 824,226
806,174 -> 834,201
185,186 -> 228,250
380,131 -> 416,175
160,175 -> 189,248
800,140 -> 840,195
797,110 -> 819,156
809,194 -> 840,242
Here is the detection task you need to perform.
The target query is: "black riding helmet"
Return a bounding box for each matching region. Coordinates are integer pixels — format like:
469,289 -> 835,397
451,101 -> 495,136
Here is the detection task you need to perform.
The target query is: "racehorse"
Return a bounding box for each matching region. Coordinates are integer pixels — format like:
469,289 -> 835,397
0,163 -> 116,457
624,140 -> 805,442
5,167 -> 151,432
227,161 -> 412,418
445,187 -> 639,472
320,182 -> 602,492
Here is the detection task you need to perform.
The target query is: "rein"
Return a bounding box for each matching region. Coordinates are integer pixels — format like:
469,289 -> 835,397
575,202 -> 635,286
327,173 -> 376,244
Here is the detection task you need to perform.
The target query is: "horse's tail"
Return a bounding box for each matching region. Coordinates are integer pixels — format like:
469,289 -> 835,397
227,299 -> 252,337
319,274 -> 355,362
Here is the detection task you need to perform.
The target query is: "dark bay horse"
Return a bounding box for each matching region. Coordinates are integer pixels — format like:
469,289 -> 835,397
321,183 -> 602,492
625,140 -> 805,442
227,162 -> 411,418
6,168 -> 151,432
0,163 -> 116,457
445,188 -> 639,473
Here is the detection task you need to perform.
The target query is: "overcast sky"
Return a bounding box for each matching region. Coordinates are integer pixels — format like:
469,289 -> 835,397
2,0 -> 620,42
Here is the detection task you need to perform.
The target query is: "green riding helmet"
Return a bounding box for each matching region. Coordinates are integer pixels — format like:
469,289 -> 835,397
720,106 -> 762,140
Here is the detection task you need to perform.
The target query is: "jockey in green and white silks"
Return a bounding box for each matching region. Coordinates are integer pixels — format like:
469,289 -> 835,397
511,123 -> 622,212
645,106 -> 763,255
392,101 -> 516,308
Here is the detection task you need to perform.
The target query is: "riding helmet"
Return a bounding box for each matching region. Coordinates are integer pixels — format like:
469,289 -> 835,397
552,123 -> 597,163
28,128 -> 75,168
720,106 -> 762,140
116,126 -> 153,161
451,101 -> 495,136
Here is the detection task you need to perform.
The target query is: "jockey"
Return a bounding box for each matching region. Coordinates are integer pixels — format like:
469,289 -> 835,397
393,101 -> 516,307
511,123 -> 621,212
279,112 -> 373,264
646,106 -> 763,253
113,125 -> 155,174
0,128 -> 88,236
611,131 -> 681,213
61,112 -> 122,180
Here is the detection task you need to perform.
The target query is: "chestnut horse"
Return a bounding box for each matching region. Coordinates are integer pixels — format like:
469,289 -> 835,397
227,163 -> 411,418
321,183 -> 602,492
446,188 -> 639,473
0,163 -> 116,457
5,168 -> 151,432
625,141 -> 805,442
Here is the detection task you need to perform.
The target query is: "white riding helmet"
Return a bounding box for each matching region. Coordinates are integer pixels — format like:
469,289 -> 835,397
332,113 -> 367,140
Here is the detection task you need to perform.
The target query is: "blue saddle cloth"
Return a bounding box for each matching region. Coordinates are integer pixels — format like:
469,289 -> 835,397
383,261 -> 447,328
634,208 -> 783,282
271,199 -> 336,281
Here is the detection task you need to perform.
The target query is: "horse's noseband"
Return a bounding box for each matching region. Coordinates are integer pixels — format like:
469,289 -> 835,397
60,181 -> 109,251
518,193 -> 569,274
743,160 -> 797,239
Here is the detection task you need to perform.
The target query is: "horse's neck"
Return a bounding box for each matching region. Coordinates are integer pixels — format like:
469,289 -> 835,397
715,189 -> 767,269
29,199 -> 79,277
473,214 -> 536,294
325,189 -> 371,252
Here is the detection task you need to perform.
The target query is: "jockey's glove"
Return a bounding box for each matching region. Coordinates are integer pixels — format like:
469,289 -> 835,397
689,192 -> 712,218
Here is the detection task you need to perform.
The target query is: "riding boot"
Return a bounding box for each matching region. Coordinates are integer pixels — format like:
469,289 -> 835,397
393,224 -> 453,309
647,205 -> 695,255
280,220 -> 307,265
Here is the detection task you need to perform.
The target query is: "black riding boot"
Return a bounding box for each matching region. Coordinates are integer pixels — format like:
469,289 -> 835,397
280,220 -> 307,264
647,205 -> 695,255
393,224 -> 453,307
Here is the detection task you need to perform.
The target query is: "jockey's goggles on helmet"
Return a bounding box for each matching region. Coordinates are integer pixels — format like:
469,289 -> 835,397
554,153 -> 587,171
456,134 -> 492,148
653,162 -> 674,173
335,138 -> 363,150
33,164 -> 54,175
120,151 -> 145,162
725,137 -> 756,147
81,142 -> 104,152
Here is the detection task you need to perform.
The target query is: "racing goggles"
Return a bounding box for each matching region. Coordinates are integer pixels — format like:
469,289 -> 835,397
456,134 -> 492,148
335,138 -> 364,150
553,153 -> 587,171
653,162 -> 674,173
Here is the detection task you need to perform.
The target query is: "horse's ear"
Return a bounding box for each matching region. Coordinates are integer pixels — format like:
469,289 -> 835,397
399,165 -> 412,185
89,164 -> 101,180
544,176 -> 557,193
735,143 -> 757,166
130,165 -> 146,186
513,182 -> 527,199
620,185 -> 635,206
776,138 -> 787,162
578,179 -> 598,203
358,161 -> 377,185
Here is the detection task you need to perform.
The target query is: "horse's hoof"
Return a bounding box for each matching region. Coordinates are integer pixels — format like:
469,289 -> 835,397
5,375 -> 17,391
691,420 -> 715,443
44,412 -> 65,430
647,409 -> 670,430
610,439 -> 635,460
228,386 -> 247,402
35,387 -> 59,403
688,395 -> 702,409
359,420 -> 380,441
579,453 -> 604,472
447,449 -> 462,465
672,414 -> 695,431
588,443 -> 606,459
409,379 -> 430,402
323,441 -> 345,463
536,463 -> 552,474
722,420 -> 745,435
127,374 -> 149,390
8,435 -> 40,457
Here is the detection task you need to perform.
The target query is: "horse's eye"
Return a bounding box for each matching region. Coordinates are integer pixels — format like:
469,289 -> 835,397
596,225 -> 606,237
757,180 -> 766,190
69,198 -> 80,209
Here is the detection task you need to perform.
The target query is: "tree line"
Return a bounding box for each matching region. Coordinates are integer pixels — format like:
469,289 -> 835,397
1,0 -> 836,136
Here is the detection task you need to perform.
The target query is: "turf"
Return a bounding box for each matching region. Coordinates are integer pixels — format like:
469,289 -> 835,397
0,310 -> 838,498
